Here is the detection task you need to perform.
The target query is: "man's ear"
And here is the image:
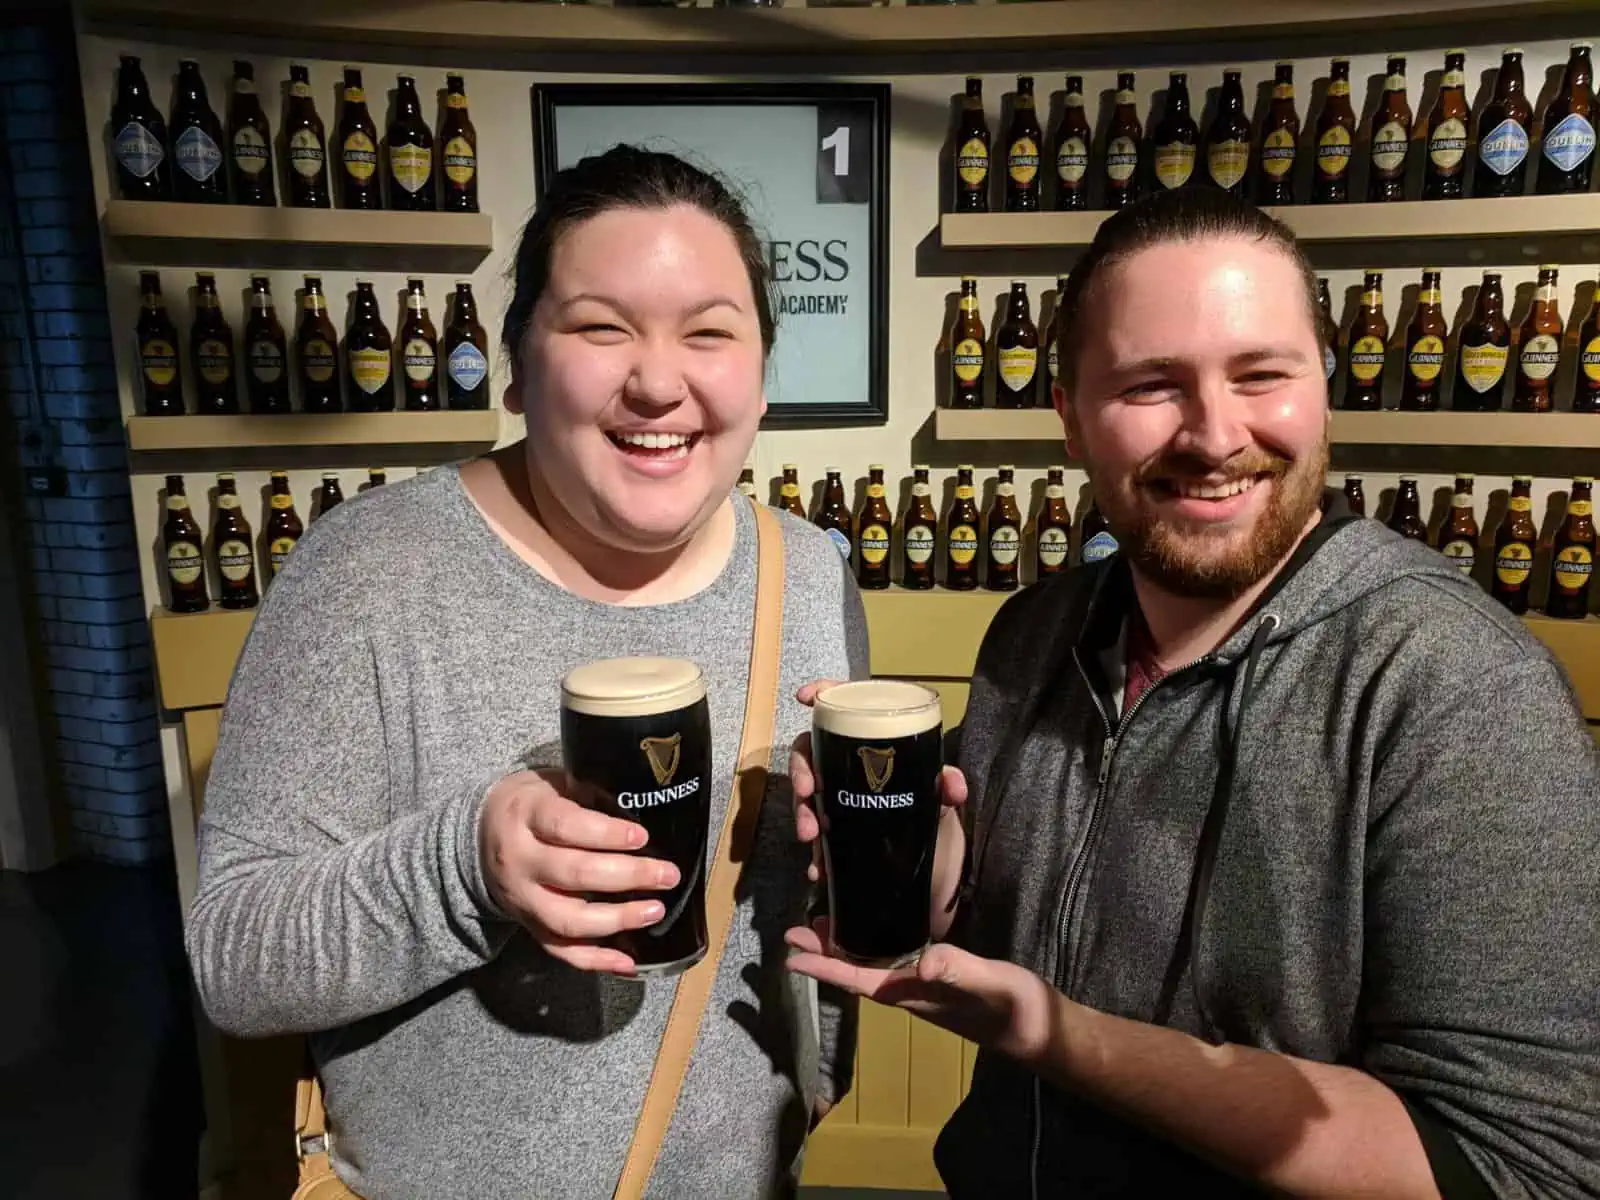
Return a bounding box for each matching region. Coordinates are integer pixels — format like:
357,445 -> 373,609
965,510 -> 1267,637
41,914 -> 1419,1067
1054,380 -> 1081,461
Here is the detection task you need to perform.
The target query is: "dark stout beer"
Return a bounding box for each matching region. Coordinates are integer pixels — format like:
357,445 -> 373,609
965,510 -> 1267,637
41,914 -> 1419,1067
1051,75 -> 1091,210
856,465 -> 892,590
1492,476 -> 1539,614
1152,71 -> 1198,193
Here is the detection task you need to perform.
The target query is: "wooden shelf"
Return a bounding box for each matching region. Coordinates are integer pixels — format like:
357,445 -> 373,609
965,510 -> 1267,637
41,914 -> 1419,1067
103,200 -> 494,272
125,411 -> 501,462
150,606 -> 257,710
935,408 -> 1061,442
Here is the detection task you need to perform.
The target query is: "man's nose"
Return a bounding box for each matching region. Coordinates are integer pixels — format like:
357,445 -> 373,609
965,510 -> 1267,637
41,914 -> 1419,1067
1169,376 -> 1251,466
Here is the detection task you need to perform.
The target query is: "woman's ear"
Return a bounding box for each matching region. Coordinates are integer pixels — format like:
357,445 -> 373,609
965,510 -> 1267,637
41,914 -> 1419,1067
503,373 -> 525,416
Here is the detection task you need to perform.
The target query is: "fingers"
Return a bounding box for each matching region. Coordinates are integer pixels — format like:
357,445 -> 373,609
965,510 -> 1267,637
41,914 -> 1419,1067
529,792 -> 647,852
541,935 -> 638,976
534,846 -> 679,894
789,731 -> 817,802
795,679 -> 844,708
527,888 -> 666,942
785,924 -> 826,954
939,765 -> 970,810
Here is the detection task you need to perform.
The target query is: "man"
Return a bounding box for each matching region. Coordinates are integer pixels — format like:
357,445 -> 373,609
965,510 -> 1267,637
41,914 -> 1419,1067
788,189 -> 1600,1197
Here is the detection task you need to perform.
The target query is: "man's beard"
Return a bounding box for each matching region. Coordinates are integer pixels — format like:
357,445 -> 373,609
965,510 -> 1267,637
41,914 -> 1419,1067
1091,436 -> 1329,600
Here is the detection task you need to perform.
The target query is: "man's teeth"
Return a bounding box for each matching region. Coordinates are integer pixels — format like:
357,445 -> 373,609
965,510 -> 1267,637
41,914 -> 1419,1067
615,431 -> 691,450
1173,477 -> 1257,500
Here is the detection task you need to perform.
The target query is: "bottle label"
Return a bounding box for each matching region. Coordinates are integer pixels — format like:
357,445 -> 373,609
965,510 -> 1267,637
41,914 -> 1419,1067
444,136 -> 476,185
1081,530 -> 1119,563
1047,339 -> 1059,382
1385,72 -> 1406,93
1038,526 -> 1070,569
1274,82 -> 1294,100
1106,136 -> 1139,183
1509,495 -> 1534,513
350,346 -> 391,394
859,524 -> 890,565
866,483 -> 886,499
1419,286 -> 1442,307
1441,69 -> 1466,89
303,293 -> 326,313
957,138 -> 989,186
1519,333 -> 1561,381
1008,137 -> 1039,185
1045,484 -> 1066,499
448,93 -> 469,110
197,338 -> 232,384
1429,117 -> 1468,171
141,338 -> 178,386
1328,80 -> 1351,98
1478,118 -> 1529,177
904,524 -> 935,565
1543,113 -> 1596,173
1459,342 -> 1509,393
1361,287 -> 1383,309
1441,539 -> 1476,573
175,126 -> 223,182
1316,126 -> 1352,177
998,346 -> 1037,391
408,293 -> 428,313
390,143 -> 431,192
167,541 -> 202,586
1371,121 -> 1409,174
1451,490 -> 1472,508
1349,335 -> 1386,383
1056,136 -> 1088,185
342,131 -> 377,181
302,338 -> 336,383
270,493 -> 294,510
249,340 -> 284,384
910,482 -> 931,498
1572,500 -> 1594,518
1552,544 -> 1594,591
958,294 -> 978,314
344,86 -> 365,104
996,482 -> 1015,497
290,81 -> 313,99
1407,335 -> 1445,382
1065,91 -> 1084,109
165,494 -> 190,511
952,338 -> 985,383
289,129 -> 325,178
948,524 -> 979,566
1495,541 -> 1533,586
217,492 -> 240,510
1259,129 -> 1296,179
269,536 -> 297,574
780,483 -> 801,499
232,126 -> 269,177
403,338 -> 436,383
989,525 -> 1020,566
1154,142 -> 1195,189
217,539 -> 254,582
115,121 -> 164,178
955,485 -> 975,500
448,342 -> 488,391
737,479 -> 757,498
1115,89 -> 1137,106
1323,344 -> 1336,380
825,527 -> 851,559
1583,336 -> 1600,382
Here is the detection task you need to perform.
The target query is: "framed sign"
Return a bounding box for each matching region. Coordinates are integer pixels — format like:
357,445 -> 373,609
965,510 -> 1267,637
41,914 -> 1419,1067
533,83 -> 890,429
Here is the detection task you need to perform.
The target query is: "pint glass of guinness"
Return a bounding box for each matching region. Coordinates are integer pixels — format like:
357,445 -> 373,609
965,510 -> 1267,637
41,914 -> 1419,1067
813,681 -> 943,967
560,657 -> 713,975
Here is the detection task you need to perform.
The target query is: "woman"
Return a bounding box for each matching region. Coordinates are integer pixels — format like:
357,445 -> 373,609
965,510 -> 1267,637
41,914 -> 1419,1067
186,145 -> 866,1199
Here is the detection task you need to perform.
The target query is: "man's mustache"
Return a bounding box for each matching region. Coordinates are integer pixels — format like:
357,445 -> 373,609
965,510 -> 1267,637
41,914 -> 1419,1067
1136,449 -> 1291,486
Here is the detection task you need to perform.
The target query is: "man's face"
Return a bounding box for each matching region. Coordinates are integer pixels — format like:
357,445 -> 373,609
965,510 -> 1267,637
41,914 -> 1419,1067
1058,235 -> 1330,599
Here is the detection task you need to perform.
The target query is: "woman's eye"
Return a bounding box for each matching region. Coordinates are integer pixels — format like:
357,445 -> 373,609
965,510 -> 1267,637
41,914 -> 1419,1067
688,328 -> 733,341
579,323 -> 623,335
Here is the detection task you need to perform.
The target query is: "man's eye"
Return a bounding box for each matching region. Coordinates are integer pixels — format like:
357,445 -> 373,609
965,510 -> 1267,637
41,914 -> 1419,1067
1122,381 -> 1170,398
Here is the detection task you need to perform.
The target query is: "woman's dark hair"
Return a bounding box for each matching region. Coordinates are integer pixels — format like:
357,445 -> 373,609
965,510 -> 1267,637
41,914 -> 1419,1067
1054,189 -> 1323,394
501,145 -> 777,368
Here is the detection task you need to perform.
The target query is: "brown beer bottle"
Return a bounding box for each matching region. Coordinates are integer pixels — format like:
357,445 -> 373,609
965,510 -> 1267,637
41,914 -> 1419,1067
1079,501 -> 1118,564
984,466 -> 1023,592
1436,473 -> 1480,576
190,272 -> 238,415
1004,75 -> 1043,212
1386,476 -> 1429,542
296,275 -> 341,414
318,472 -> 344,520
1474,49 -> 1533,199
1423,50 -> 1472,200
398,278 -> 439,411
1368,56 -> 1413,202
948,276 -> 986,409
367,467 -> 387,490
243,275 -> 289,415
388,74 -> 436,211
112,55 -> 169,201
1454,272 -> 1510,411
1313,58 -> 1357,203
815,468 -> 854,563
1042,273 -> 1068,407
137,271 -> 183,416
777,464 -> 806,519
1536,44 -> 1596,196
1399,269 -> 1447,412
1343,271 -> 1388,411
1573,279 -> 1600,413
1151,71 -> 1198,192
169,60 -> 225,204
336,66 -> 381,210
1256,63 -> 1300,206
1343,474 -> 1367,517
441,74 -> 479,213
345,280 -> 394,412
944,466 -> 981,590
283,64 -> 329,208
266,471 -> 304,579
1513,265 -> 1563,413
1205,67 -> 1251,197
1035,466 -> 1072,578
855,465 -> 893,591
995,282 -> 1038,409
736,467 -> 757,500
953,77 -> 991,214
1492,476 -> 1540,614
445,282 -> 489,409
1051,75 -> 1091,211
1318,277 -> 1337,388
1105,72 -> 1142,210
900,465 -> 938,591
163,474 -> 208,613
212,472 -> 259,610
227,61 -> 275,206
1546,477 -> 1596,618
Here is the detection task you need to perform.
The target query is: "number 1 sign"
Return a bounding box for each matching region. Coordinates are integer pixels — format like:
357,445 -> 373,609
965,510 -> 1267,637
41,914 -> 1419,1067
533,83 -> 890,428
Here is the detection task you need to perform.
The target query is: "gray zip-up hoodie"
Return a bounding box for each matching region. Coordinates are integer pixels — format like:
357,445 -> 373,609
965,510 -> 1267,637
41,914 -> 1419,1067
937,498 -> 1600,1199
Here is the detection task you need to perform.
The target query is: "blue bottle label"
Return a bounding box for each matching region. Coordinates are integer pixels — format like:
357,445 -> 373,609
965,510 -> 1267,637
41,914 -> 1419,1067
1542,113 -> 1595,173
115,121 -> 164,178
825,527 -> 851,559
1081,531 -> 1119,563
174,126 -> 222,182
1477,118 -> 1529,177
447,342 -> 487,391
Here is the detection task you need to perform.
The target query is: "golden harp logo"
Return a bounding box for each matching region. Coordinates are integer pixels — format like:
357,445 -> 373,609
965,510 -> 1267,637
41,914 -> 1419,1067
641,734 -> 682,787
858,745 -> 895,794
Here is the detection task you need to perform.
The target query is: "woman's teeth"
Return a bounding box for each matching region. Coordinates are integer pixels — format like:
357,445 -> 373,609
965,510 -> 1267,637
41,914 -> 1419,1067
611,431 -> 693,459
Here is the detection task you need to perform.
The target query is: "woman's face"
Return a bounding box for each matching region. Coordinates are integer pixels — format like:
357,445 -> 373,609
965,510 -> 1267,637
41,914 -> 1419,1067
507,202 -> 766,555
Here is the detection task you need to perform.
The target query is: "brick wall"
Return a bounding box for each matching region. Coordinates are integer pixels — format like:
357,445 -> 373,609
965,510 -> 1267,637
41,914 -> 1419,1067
0,16 -> 167,865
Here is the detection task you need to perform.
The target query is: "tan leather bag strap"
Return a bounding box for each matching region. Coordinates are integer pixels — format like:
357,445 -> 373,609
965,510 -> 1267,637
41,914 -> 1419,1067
613,497 -> 786,1198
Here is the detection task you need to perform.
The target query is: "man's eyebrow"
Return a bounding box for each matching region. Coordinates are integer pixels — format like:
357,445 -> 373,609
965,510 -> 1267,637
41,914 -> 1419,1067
1107,347 -> 1307,375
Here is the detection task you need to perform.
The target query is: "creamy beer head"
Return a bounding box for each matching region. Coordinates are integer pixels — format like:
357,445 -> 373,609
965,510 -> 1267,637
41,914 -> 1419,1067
814,680 -> 941,742
561,656 -> 706,719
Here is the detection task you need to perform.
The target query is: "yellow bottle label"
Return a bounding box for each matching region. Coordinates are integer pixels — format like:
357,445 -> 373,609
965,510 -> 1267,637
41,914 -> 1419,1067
1259,128 -> 1296,179
1274,82 -> 1294,100
1583,336 -> 1600,382
955,485 -> 975,500
1361,288 -> 1382,309
953,338 -> 985,383
1349,335 -> 1386,382
949,524 -> 979,565
444,136 -> 475,185
1552,544 -> 1594,591
958,294 -> 978,314
289,81 -> 313,99
302,337 -> 337,383
1317,125 -> 1352,177
1154,142 -> 1195,189
1208,139 -> 1249,189
1008,137 -> 1040,185
390,143 -> 431,193
447,93 -> 469,110
1038,526 -> 1070,568
350,347 -> 391,394
904,524 -> 935,565
197,338 -> 232,385
217,539 -> 254,582
1106,136 -> 1139,183
989,525 -> 1021,566
780,482 -> 801,498
1571,500 -> 1594,517
166,541 -> 202,586
141,338 -> 178,386
1509,496 -> 1534,513
859,524 -> 890,565
957,137 -> 988,185
1459,342 -> 1509,393
1419,287 -> 1442,307
998,346 -> 1037,391
1407,334 -> 1445,382
1329,80 -> 1351,98
270,493 -> 294,510
1519,333 -> 1561,382
866,483 -> 886,499
342,131 -> 377,181
1495,540 -> 1533,586
269,536 -> 297,574
344,86 -> 365,104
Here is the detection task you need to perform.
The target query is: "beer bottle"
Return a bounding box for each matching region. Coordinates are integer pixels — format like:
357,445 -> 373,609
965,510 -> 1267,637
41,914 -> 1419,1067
1152,71 -> 1198,192
1437,473 -> 1480,576
388,74 -> 436,211
736,466 -> 757,499
944,465 -> 981,590
995,282 -> 1038,410
1513,265 -> 1563,413
1399,268 -> 1447,412
163,475 -> 208,613
1256,63 -> 1300,206
1004,75 -> 1043,213
1205,67 -> 1252,197
445,281 -> 489,409
856,465 -> 893,590
190,272 -> 237,415
1312,58 -> 1357,204
1454,272 -> 1510,411
137,271 -> 183,416
227,61 -> 274,206
1547,477 -> 1596,618
1492,476 -> 1540,614
318,472 -> 345,519
1079,501 -> 1118,564
984,467 -> 1023,592
212,472 -> 259,610
1042,273 -> 1068,407
112,55 -> 169,200
900,465 -> 938,591
1342,271 -> 1388,411
948,276 -> 986,410
1368,56 -> 1413,202
399,279 -> 439,411
815,468 -> 853,562
367,467 -> 387,490
1386,476 -> 1429,542
1536,43 -> 1596,196
1573,279 -> 1600,414
1105,72 -> 1143,210
777,464 -> 806,520
296,275 -> 342,414
266,471 -> 304,579
953,77 -> 991,214
1474,49 -> 1532,199
1318,277 -> 1337,388
345,281 -> 394,412
1035,466 -> 1072,579
441,74 -> 479,213
1051,75 -> 1091,211
169,60 -> 225,204
336,67 -> 381,210
1423,50 -> 1471,200
284,64 -> 329,208
243,275 -> 289,415
1343,474 -> 1367,517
